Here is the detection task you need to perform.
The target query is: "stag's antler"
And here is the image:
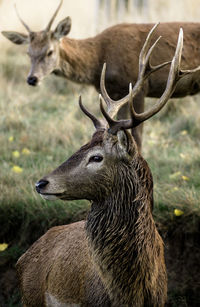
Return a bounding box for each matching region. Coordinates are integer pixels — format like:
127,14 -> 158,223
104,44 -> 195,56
80,23 -> 171,130
99,23 -> 171,120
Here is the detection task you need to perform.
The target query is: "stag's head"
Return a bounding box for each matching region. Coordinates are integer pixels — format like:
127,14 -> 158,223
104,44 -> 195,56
35,94 -> 140,202
35,124 -> 137,201
35,24 -> 189,202
2,0 -> 71,86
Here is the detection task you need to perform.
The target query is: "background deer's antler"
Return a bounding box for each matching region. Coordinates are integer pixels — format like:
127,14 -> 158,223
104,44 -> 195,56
45,0 -> 63,32
14,4 -> 32,33
14,0 -> 63,34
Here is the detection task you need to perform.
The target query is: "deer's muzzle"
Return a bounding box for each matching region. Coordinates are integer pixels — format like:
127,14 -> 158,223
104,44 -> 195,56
35,179 -> 49,193
27,75 -> 38,86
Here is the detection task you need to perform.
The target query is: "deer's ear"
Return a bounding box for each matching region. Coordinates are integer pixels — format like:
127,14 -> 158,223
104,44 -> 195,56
2,31 -> 29,45
117,130 -> 136,156
53,17 -> 71,40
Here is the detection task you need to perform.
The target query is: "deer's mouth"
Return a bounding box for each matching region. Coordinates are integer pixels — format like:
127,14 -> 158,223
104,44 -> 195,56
38,192 -> 63,201
38,191 -> 79,201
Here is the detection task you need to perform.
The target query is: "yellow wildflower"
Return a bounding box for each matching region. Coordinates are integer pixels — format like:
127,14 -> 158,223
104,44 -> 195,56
12,165 -> 23,173
147,140 -> 156,145
0,243 -> 8,252
180,130 -> 187,136
8,136 -> 14,142
12,150 -> 20,158
173,187 -> 179,191
180,153 -> 186,159
22,148 -> 31,155
169,171 -> 181,179
174,209 -> 184,216
182,175 -> 189,181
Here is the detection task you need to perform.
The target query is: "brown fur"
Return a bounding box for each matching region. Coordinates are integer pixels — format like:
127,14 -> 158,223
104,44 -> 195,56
17,130 -> 167,306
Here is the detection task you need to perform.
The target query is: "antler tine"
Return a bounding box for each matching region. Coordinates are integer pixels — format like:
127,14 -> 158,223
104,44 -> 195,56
100,84 -> 136,134
138,23 -> 170,74
138,23 -> 160,73
45,0 -> 63,32
99,94 -> 117,128
100,63 -> 130,119
79,96 -> 104,130
131,23 -> 171,101
14,4 -> 32,33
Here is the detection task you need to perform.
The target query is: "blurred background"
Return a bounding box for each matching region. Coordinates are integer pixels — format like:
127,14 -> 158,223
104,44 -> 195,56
0,0 -> 200,306
1,0 -> 200,39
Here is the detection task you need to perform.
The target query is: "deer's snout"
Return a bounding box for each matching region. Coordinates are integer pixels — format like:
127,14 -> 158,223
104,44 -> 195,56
35,179 -> 49,193
27,76 -> 38,86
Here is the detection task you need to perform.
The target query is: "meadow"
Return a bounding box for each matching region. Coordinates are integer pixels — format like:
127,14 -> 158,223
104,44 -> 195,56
0,44 -> 200,306
0,0 -> 200,306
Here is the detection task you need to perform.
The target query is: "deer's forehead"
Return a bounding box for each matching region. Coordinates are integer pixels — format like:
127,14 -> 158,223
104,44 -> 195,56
28,32 -> 51,55
62,131 -> 118,162
70,138 -> 118,160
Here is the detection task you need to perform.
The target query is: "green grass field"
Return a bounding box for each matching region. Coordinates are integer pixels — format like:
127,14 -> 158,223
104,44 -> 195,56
0,47 -> 200,306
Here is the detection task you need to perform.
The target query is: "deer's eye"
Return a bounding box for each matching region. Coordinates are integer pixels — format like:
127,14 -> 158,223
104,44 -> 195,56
88,155 -> 103,163
47,50 -> 53,57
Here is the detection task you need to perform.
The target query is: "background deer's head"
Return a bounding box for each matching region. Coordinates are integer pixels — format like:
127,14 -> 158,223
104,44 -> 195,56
2,0 -> 71,86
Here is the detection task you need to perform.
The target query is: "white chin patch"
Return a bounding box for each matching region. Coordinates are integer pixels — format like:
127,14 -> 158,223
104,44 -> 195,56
40,194 -> 58,201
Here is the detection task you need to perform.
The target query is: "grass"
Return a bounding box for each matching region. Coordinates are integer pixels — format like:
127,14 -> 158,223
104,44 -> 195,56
0,47 -> 200,306
144,97 -> 200,219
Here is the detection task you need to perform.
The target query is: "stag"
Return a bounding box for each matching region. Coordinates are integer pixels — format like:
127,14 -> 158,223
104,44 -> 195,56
3,1 -> 200,150
16,28 -> 199,307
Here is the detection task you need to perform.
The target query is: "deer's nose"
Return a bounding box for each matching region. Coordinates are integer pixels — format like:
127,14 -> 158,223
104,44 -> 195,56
35,180 -> 49,193
27,76 -> 38,86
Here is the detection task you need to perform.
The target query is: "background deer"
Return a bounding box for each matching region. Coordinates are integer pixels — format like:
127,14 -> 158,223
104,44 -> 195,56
2,0 -> 200,150
16,27 -> 199,307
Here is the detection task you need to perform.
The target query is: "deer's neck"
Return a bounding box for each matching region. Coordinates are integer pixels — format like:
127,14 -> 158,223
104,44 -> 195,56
58,37 -> 99,84
86,157 -> 164,306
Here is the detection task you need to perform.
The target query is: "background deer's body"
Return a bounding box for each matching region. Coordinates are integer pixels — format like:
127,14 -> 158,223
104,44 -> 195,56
17,131 -> 166,307
3,1 -> 200,149
59,22 -> 200,99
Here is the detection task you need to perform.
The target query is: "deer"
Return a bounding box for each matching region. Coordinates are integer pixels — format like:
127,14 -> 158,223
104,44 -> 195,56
2,1 -> 200,151
16,27 -> 200,307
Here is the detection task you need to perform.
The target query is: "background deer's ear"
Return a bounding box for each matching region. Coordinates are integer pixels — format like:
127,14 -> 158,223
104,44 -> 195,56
117,130 -> 136,156
53,17 -> 71,40
1,31 -> 29,45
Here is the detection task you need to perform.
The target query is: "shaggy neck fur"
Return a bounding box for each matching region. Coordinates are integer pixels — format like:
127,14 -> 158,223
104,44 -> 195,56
86,155 -> 167,307
59,37 -> 99,84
